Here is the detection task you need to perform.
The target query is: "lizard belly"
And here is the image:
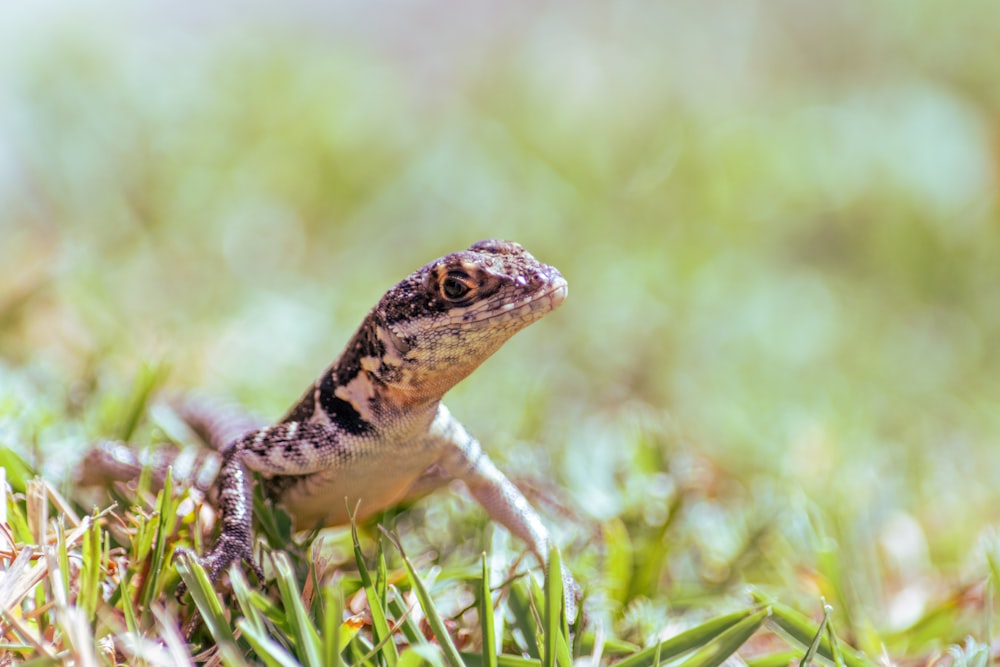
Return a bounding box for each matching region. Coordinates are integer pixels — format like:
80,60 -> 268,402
276,462 -> 425,529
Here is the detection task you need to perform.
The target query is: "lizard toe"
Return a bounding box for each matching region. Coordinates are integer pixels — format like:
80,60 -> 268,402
173,537 -> 263,600
201,534 -> 258,581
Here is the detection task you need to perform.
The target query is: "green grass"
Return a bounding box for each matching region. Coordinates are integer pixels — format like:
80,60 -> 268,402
1,383 -> 996,663
3,2 -> 1000,664
0,449 -> 832,665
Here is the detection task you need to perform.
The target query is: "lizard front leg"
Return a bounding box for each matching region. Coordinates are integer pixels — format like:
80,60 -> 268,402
200,448 -> 262,581
196,421 -> 348,583
432,406 -> 581,616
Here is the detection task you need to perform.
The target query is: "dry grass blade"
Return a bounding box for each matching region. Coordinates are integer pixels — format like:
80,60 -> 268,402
0,546 -> 39,605
56,606 -> 99,667
152,603 -> 199,667
43,479 -> 81,528
0,549 -> 59,659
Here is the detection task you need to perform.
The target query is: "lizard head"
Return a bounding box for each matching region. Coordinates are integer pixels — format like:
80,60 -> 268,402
370,239 -> 568,399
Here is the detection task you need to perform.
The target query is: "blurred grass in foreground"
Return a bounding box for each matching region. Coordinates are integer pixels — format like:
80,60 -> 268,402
1,1 -> 1000,662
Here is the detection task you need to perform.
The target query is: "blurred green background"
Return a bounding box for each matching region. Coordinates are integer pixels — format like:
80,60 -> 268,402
2,0 -> 999,649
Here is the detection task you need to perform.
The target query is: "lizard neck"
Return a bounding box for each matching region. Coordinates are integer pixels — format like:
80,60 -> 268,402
283,316 -> 444,436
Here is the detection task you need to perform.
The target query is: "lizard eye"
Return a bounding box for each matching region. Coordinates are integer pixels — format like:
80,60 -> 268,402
440,273 -> 474,301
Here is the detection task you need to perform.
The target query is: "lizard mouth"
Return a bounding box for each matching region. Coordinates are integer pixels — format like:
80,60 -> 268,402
547,279 -> 569,308
470,277 -> 568,325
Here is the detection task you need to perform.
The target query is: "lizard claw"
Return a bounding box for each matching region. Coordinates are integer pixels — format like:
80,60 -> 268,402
200,533 -> 264,582
173,536 -> 264,600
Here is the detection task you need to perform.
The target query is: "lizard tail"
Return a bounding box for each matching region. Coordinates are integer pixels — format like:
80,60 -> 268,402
168,393 -> 267,452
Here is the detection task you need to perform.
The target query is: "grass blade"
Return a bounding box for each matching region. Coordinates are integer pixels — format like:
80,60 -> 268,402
231,566 -> 268,635
798,603 -> 831,667
78,512 -> 103,622
746,651 -> 803,667
387,585 -> 427,646
613,608 -> 758,667
55,521 -> 71,619
142,466 -> 177,608
825,616 -> 848,667
543,547 -> 571,667
481,553 -> 498,667
117,559 -> 141,636
322,585 -> 345,667
508,579 -> 541,659
117,362 -> 165,441
380,527 -> 464,667
175,550 -> 237,646
460,655 -> 541,667
752,592 -> 875,667
272,551 -> 323,667
238,618 -> 303,667
672,607 -> 769,667
543,547 -> 560,667
217,641 -> 254,667
399,645 -> 446,667
377,541 -> 389,609
351,519 -> 398,667
0,447 -> 35,495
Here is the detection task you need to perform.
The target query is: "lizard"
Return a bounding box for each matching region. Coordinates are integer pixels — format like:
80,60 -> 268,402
80,239 -> 579,613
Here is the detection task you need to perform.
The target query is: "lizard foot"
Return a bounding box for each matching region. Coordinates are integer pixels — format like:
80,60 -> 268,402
174,535 -> 265,599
